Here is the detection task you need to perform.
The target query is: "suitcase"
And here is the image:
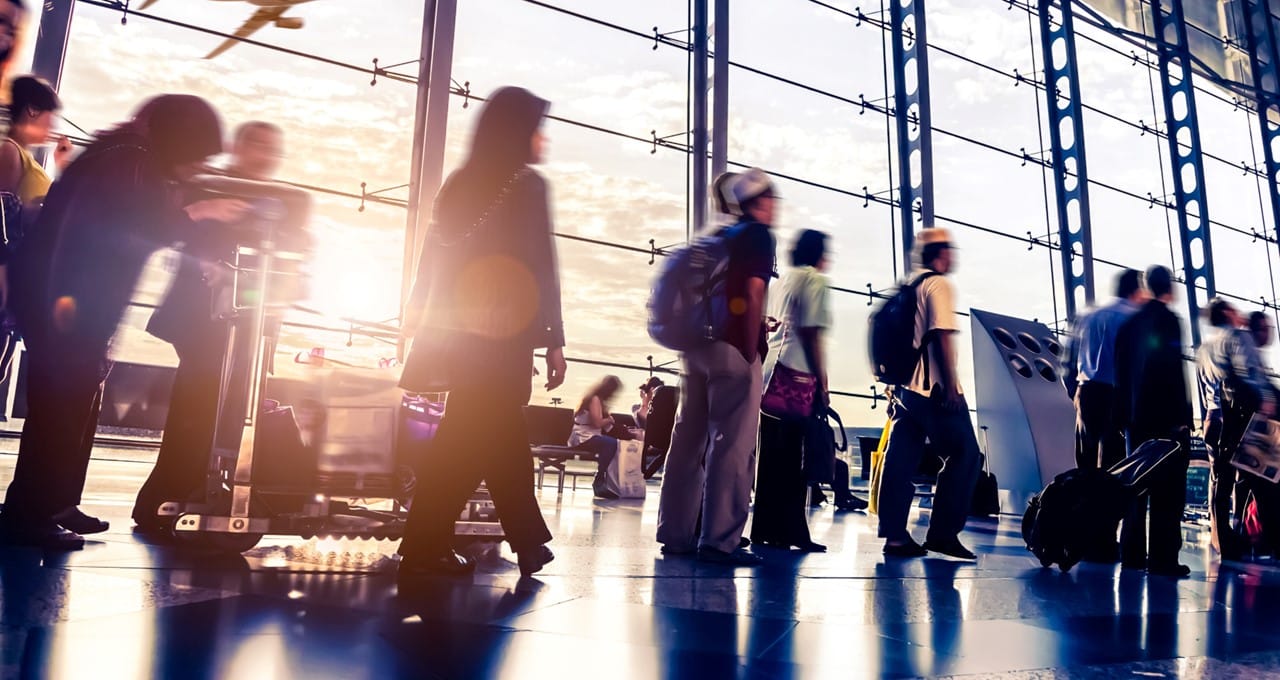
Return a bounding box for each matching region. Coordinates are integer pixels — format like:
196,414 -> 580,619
970,457 -> 1000,518
1022,439 -> 1181,572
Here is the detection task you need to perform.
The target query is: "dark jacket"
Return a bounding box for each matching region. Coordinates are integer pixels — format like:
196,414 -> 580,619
1114,299 -> 1193,441
13,134 -> 193,351
399,168 -> 564,394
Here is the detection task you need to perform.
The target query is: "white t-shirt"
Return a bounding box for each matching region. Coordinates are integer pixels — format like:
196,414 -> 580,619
764,266 -> 832,384
907,269 -> 960,397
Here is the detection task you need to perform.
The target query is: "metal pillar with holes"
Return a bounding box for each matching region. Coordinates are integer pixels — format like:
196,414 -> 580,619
1037,0 -> 1095,320
1151,0 -> 1215,346
889,0 -> 936,271
691,0 -> 710,234
399,0 -> 457,354
1243,0 -> 1280,259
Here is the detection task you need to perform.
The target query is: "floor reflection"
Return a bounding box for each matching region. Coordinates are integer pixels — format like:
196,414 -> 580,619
3,449 -> 1280,678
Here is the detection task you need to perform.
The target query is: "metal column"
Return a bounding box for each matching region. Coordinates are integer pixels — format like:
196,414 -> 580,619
1243,0 -> 1280,263
1038,0 -> 1096,319
691,0 -> 710,234
30,1 -> 75,90
1151,0 -> 1215,346
400,0 -> 457,344
710,0 -> 729,179
889,0 -> 936,270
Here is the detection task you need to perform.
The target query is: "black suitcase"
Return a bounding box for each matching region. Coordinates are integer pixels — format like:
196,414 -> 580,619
970,456 -> 1000,518
1022,439 -> 1181,572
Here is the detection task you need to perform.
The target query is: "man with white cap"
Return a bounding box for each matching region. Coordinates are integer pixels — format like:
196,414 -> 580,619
876,227 -> 981,559
657,168 -> 777,566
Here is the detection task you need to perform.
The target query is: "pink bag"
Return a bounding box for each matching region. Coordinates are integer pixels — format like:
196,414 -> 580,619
761,361 -> 817,419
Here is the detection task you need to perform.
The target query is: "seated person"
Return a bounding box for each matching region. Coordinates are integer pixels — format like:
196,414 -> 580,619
632,377 -> 664,429
571,375 -> 623,498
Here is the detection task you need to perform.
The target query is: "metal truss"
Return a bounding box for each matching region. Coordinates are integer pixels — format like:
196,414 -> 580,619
1243,1 -> 1280,264
1151,0 -> 1216,346
889,0 -> 936,271
1038,0 -> 1096,320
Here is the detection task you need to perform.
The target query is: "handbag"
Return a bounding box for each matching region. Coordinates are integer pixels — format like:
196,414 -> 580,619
803,405 -> 847,483
760,297 -> 818,419
761,361 -> 818,419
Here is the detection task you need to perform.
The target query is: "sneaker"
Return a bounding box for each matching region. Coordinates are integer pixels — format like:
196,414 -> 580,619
696,546 -> 763,566
923,538 -> 977,560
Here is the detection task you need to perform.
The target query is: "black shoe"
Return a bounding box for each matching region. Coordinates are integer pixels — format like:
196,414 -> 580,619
883,538 -> 928,558
399,551 -> 475,577
1147,562 -> 1191,579
696,546 -> 763,566
796,541 -> 827,553
53,507 -> 108,535
1,521 -> 85,550
1121,557 -> 1147,571
923,538 -> 977,560
810,488 -> 829,508
517,545 -> 555,577
739,537 -> 751,549
660,543 -> 696,556
835,495 -> 869,512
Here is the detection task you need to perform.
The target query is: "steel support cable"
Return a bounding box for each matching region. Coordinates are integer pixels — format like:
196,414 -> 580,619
1024,2 -> 1063,329
1138,7 -> 1181,273
97,0 -> 1271,246
77,0 -> 416,84
795,0 -> 1258,178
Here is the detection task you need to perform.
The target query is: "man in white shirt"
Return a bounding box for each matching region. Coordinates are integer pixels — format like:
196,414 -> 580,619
876,227 -> 982,559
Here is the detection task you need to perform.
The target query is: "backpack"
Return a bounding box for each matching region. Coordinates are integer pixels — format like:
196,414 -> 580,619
647,223 -> 745,351
868,271 -> 938,385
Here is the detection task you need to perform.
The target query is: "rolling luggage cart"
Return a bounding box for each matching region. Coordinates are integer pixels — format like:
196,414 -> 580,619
154,176 -> 500,553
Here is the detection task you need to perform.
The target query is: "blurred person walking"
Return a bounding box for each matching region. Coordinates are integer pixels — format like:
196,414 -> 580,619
0,95 -> 248,549
131,121 -> 306,532
875,228 -> 981,560
398,87 -> 565,578
1197,299 -> 1278,561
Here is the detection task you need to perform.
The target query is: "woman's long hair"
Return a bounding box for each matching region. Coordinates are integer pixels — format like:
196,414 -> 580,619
578,375 -> 622,414
433,87 -> 548,235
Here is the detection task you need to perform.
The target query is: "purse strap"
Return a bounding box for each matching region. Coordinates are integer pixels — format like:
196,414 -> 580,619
433,168 -> 531,248
823,406 -> 848,452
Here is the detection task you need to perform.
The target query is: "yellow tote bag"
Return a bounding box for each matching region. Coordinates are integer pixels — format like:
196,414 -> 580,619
867,419 -> 892,515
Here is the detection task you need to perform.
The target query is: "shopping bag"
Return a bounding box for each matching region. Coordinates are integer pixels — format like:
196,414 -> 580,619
603,439 -> 647,499
1232,413 -> 1280,483
867,419 -> 892,515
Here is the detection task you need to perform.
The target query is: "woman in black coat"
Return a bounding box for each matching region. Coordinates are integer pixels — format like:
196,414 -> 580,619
0,95 -> 248,549
398,87 -> 566,578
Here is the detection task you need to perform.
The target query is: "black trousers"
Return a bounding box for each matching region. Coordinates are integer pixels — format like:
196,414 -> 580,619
1120,425 -> 1190,568
1,341 -> 109,526
399,349 -> 551,559
133,319 -> 233,525
750,413 -> 811,546
1075,381 -> 1126,470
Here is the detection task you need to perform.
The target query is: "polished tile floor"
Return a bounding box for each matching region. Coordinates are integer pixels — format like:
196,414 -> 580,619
1,443 -> 1279,679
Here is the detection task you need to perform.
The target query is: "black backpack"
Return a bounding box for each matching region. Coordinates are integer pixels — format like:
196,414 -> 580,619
868,271 -> 938,385
1022,439 -> 1181,572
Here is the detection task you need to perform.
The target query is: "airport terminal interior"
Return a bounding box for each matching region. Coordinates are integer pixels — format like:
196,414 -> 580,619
7,0 -> 1280,677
